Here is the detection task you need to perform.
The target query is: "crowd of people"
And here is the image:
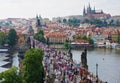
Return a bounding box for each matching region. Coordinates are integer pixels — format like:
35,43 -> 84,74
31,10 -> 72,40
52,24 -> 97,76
34,40 -> 104,83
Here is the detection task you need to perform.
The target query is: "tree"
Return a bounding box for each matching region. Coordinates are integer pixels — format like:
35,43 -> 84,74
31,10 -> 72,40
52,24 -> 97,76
118,34 -> 120,44
7,29 -> 18,47
0,32 -> 7,45
68,18 -> 80,27
82,35 -> 87,40
34,30 -> 46,43
109,19 -> 114,26
22,48 -> 45,83
103,20 -> 108,27
75,35 -> 94,45
0,67 -> 22,83
38,29 -> 44,35
76,35 -> 82,40
87,37 -> 94,45
57,19 -> 61,23
64,39 -> 70,49
116,20 -> 120,26
63,18 -> 67,23
91,19 -> 103,27
82,19 -> 90,24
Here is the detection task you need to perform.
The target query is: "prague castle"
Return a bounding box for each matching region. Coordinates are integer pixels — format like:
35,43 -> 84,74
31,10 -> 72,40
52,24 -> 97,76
83,3 -> 111,19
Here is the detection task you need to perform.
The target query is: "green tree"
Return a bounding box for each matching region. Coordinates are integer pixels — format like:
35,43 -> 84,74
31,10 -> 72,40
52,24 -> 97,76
64,39 -> 70,49
0,67 -> 22,83
103,20 -> 108,27
87,37 -> 94,45
116,20 -> 120,26
76,35 -> 82,40
109,19 -> 114,26
0,32 -> 7,45
57,20 -> 61,23
75,35 -> 94,45
68,18 -> 80,27
118,34 -> 120,44
91,19 -> 103,27
34,30 -> 46,43
7,29 -> 18,47
63,18 -> 67,23
82,35 -> 87,40
38,30 -> 44,35
82,19 -> 90,24
22,48 -> 45,83
35,34 -> 46,43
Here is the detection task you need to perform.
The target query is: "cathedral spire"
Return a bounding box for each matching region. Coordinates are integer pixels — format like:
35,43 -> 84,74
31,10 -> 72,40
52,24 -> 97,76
87,2 -> 91,14
94,6 -> 95,11
36,14 -> 38,19
89,2 -> 90,7
39,14 -> 42,21
93,6 -> 96,13
83,6 -> 86,16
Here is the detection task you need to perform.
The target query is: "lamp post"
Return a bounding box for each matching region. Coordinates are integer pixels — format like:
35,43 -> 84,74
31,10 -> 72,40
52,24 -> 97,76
96,63 -> 98,83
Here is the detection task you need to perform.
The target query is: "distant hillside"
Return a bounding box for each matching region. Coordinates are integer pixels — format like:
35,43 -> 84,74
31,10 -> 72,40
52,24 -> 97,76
52,15 -> 89,22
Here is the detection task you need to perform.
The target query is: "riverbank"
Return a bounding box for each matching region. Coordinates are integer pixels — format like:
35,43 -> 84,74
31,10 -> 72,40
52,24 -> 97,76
50,44 -> 120,51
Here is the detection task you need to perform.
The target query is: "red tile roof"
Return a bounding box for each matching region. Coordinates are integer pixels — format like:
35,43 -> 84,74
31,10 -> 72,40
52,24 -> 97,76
46,32 -> 67,38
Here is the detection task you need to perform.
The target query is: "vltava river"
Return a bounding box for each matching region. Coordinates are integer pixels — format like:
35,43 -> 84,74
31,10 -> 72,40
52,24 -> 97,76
72,48 -> 120,83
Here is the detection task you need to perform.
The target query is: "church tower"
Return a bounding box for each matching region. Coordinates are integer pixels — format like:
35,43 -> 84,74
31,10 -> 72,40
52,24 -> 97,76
83,6 -> 86,16
36,14 -> 41,27
87,3 -> 92,14
93,6 -> 95,13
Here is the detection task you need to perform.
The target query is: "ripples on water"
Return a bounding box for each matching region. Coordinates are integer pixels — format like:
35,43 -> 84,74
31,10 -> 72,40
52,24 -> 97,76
72,48 -> 120,83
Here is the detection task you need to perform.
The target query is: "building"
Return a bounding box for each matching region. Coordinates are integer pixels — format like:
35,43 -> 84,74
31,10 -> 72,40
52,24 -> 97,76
22,26 -> 34,36
45,32 -> 67,44
83,3 -> 111,19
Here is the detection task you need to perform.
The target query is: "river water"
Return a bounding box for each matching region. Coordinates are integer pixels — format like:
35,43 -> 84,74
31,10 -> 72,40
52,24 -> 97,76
0,52 -> 19,73
72,48 -> 120,83
0,45 -> 120,83
0,53 -> 9,73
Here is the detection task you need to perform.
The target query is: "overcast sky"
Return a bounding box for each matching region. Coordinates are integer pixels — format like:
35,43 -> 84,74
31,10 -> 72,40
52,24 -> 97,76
0,0 -> 120,19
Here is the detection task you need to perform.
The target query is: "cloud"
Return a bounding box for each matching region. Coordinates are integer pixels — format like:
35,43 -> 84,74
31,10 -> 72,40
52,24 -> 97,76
0,0 -> 119,19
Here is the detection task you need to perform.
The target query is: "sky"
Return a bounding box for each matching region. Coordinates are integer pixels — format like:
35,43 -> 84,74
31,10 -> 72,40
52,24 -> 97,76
0,0 -> 120,19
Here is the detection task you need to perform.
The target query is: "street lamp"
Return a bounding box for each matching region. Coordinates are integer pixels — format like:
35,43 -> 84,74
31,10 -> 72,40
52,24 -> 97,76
96,63 -> 98,83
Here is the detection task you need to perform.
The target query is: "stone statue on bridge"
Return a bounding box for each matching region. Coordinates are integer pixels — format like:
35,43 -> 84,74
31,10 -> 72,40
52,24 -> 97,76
33,40 -> 35,48
68,46 -> 73,60
81,47 -> 88,69
26,36 -> 31,49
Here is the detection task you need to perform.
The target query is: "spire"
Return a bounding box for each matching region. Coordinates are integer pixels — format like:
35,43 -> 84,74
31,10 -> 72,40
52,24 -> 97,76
36,14 -> 38,19
94,6 -> 95,11
36,14 -> 41,27
88,2 -> 91,8
83,6 -> 86,16
93,6 -> 96,13
87,2 -> 91,14
39,14 -> 42,20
